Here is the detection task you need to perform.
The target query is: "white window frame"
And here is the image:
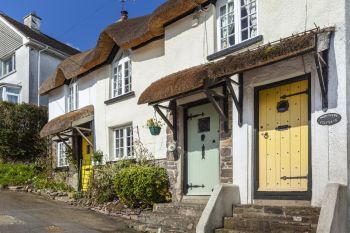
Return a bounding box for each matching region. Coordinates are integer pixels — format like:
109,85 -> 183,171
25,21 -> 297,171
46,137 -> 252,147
216,0 -> 258,51
111,51 -> 132,98
66,80 -> 78,112
0,86 -> 20,104
57,142 -> 69,167
114,125 -> 133,160
0,54 -> 16,78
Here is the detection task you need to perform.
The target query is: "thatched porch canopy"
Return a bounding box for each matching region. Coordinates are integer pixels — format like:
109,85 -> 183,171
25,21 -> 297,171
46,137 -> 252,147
39,0 -> 209,96
138,29 -> 332,105
40,105 -> 94,138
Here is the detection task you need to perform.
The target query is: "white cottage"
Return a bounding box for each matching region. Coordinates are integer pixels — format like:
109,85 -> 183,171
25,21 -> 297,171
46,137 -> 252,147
40,0 -> 349,232
0,12 -> 79,105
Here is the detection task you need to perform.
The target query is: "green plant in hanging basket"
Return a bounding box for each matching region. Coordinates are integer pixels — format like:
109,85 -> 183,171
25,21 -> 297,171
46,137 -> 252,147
146,118 -> 163,136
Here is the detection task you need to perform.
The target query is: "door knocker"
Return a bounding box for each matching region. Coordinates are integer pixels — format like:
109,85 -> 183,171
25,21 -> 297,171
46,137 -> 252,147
277,100 -> 289,113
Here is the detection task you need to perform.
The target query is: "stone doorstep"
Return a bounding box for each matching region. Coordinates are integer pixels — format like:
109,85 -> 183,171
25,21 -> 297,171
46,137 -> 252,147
233,205 -> 321,217
230,213 -> 319,224
223,217 -> 317,232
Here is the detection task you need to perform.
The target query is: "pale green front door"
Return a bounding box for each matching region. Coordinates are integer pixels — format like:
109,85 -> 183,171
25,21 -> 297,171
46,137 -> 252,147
186,103 -> 220,195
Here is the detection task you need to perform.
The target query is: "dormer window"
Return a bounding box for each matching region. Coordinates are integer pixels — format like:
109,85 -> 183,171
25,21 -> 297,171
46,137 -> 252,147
217,0 -> 257,50
66,80 -> 78,112
112,51 -> 132,98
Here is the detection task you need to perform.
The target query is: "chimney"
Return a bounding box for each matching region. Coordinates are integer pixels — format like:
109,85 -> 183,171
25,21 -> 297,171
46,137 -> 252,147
24,12 -> 42,31
120,10 -> 128,21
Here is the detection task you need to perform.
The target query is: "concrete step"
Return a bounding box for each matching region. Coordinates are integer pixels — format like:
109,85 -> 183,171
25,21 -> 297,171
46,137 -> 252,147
230,213 -> 319,224
223,217 -> 317,233
233,205 -> 320,219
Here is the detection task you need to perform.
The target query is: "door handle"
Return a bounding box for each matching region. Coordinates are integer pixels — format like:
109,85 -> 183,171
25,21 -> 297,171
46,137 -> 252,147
261,132 -> 269,139
202,144 -> 205,160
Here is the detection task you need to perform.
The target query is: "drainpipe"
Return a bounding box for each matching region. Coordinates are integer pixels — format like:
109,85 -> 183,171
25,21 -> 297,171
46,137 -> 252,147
37,46 -> 49,106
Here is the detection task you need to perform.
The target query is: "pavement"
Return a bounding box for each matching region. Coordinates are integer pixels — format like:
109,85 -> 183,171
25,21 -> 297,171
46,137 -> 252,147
0,190 -> 138,233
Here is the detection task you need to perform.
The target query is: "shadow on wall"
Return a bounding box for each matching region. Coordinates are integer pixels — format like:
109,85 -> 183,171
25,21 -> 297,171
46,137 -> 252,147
326,36 -> 338,111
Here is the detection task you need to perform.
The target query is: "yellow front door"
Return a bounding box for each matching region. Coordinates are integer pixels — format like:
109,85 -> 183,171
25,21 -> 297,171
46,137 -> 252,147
258,79 -> 309,192
81,136 -> 93,192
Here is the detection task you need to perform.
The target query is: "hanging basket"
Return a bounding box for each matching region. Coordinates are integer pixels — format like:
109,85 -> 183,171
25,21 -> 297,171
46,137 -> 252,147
149,126 -> 161,136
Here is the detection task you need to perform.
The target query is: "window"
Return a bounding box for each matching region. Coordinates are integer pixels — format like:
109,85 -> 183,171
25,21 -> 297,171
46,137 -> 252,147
0,86 -> 20,104
112,53 -> 132,98
66,80 -> 78,112
217,0 -> 257,50
114,125 -> 133,160
57,142 -> 69,167
0,54 -> 16,77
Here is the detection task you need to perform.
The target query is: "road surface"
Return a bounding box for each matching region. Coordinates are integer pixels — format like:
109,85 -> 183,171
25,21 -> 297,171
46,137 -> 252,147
0,190 -> 138,233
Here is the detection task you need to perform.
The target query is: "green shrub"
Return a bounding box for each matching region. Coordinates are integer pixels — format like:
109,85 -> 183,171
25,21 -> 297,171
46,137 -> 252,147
89,160 -> 134,204
114,166 -> 171,208
0,163 -> 38,186
31,175 -> 73,192
0,102 -> 48,163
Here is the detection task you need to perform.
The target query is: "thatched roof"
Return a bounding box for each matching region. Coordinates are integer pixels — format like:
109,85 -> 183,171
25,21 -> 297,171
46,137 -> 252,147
40,105 -> 94,138
40,0 -> 209,96
138,29 -> 333,105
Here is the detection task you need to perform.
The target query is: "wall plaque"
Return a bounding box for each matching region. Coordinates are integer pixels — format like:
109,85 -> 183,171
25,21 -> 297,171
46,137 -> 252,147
317,113 -> 341,126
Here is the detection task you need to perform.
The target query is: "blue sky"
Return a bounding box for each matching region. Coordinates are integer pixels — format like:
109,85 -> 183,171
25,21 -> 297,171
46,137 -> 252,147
1,0 -> 166,51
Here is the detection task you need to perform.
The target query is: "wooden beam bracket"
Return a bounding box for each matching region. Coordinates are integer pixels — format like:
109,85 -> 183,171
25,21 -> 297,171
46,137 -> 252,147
73,127 -> 94,150
153,101 -> 177,140
314,32 -> 332,112
226,74 -> 243,127
203,87 -> 227,122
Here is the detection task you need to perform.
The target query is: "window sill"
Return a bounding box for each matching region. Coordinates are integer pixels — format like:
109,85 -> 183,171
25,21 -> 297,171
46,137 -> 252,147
0,70 -> 17,80
207,35 -> 263,61
105,91 -> 135,105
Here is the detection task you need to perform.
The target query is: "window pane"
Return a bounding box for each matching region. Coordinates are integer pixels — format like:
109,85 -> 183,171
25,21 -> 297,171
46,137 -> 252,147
220,5 -> 226,16
228,1 -> 234,13
228,36 -> 235,46
7,95 -> 19,104
250,13 -> 257,27
221,39 -> 228,49
250,26 -> 257,37
228,13 -> 234,24
241,18 -> 248,29
241,6 -> 248,17
249,2 -> 256,14
220,17 -> 227,27
228,24 -> 235,36
241,29 -> 248,40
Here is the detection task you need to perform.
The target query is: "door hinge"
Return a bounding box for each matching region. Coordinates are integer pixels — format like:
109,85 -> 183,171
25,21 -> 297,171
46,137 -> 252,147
186,183 -> 205,190
280,89 -> 308,99
280,176 -> 308,180
187,112 -> 204,120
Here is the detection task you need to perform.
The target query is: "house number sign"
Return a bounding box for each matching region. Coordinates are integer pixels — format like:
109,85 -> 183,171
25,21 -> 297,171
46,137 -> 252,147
317,113 -> 341,126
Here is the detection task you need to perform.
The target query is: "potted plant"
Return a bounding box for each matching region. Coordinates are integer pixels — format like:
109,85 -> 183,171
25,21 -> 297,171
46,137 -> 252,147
92,150 -> 104,165
146,118 -> 163,136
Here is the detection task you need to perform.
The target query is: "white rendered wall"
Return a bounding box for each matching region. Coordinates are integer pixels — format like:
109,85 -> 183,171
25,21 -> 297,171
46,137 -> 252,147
95,39 -> 168,161
0,46 -> 30,103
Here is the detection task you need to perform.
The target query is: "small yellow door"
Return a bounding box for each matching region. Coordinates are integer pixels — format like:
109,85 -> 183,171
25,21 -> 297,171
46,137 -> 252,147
81,136 -> 93,192
258,79 -> 309,192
